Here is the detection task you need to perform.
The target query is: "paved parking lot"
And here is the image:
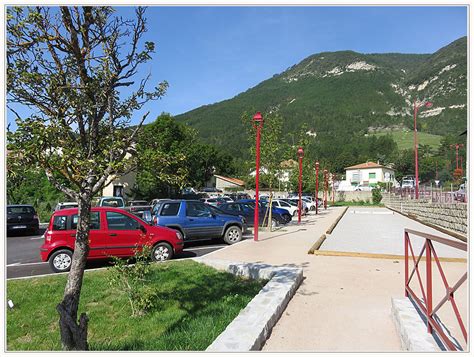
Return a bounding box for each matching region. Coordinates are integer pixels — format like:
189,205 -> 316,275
6,231 -> 251,279
320,207 -> 466,259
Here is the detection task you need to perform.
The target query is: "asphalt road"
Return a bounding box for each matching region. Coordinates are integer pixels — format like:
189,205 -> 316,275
6,230 -> 248,279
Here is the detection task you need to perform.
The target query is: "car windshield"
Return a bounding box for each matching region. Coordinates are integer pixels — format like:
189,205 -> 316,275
130,201 -> 147,206
101,198 -> 123,207
7,206 -> 35,214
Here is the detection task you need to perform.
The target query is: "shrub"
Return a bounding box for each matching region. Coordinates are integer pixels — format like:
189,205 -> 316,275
372,187 -> 383,204
108,245 -> 158,317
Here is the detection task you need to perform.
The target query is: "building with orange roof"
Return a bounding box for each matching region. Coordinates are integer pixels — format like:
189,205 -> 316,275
343,161 -> 396,189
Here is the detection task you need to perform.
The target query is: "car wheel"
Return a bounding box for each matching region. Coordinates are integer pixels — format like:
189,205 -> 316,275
49,249 -> 73,273
151,242 -> 173,262
283,214 -> 291,223
310,206 -> 316,211
223,226 -> 242,245
271,218 -> 278,229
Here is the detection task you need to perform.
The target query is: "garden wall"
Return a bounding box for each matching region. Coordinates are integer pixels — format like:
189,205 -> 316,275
382,194 -> 467,237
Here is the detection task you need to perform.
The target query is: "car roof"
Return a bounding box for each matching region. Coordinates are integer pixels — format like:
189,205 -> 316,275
7,204 -> 35,208
53,207 -> 132,215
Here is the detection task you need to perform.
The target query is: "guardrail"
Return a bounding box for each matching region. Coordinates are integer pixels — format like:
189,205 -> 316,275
404,228 -> 467,351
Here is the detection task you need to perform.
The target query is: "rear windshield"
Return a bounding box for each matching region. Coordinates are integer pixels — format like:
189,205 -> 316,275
160,203 -> 180,216
7,206 -> 35,214
130,201 -> 147,206
101,198 -> 123,207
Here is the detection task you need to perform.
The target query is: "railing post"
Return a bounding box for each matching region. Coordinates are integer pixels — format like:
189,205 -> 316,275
426,239 -> 433,334
405,231 -> 409,297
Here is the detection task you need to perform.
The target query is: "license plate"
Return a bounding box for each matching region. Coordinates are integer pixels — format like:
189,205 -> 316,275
12,225 -> 27,229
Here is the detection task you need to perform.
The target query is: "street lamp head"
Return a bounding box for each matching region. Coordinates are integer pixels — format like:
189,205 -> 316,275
252,112 -> 263,128
297,146 -> 304,158
315,161 -> 319,169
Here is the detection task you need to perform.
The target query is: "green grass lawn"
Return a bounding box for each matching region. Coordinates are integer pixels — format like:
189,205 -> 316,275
372,130 -> 443,150
7,260 -> 265,351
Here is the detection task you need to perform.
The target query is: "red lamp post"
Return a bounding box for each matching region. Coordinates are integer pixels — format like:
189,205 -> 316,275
297,147 -> 304,224
253,112 -> 263,241
413,100 -> 433,199
331,173 -> 335,205
450,143 -> 464,174
315,161 -> 320,215
323,169 -> 328,209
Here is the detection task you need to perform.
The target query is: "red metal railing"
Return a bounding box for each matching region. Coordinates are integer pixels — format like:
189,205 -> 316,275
404,228 -> 468,351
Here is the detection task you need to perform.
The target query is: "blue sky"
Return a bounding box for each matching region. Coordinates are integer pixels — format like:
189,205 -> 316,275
7,6 -> 467,126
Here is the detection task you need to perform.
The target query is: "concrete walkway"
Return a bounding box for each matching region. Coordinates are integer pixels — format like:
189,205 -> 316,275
321,207 -> 466,259
205,207 -> 467,351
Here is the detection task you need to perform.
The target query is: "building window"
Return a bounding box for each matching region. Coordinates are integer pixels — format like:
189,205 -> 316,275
369,172 -> 376,179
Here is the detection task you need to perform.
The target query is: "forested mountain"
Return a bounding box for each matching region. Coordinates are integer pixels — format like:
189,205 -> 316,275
175,37 -> 467,161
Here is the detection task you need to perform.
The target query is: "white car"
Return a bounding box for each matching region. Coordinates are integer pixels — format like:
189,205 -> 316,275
282,198 -> 309,214
270,199 -> 299,216
301,197 -> 316,211
54,202 -> 78,211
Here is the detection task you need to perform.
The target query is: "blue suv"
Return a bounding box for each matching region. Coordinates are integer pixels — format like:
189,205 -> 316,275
152,200 -> 245,244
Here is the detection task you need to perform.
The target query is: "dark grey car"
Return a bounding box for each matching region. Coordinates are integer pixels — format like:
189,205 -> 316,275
7,204 -> 40,235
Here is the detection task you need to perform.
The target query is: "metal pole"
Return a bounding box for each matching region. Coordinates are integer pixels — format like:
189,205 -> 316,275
331,173 -> 335,205
324,170 -> 328,210
315,162 -> 319,215
253,113 -> 263,242
405,232 -> 409,297
414,102 -> 420,199
298,155 -> 302,224
426,239 -> 433,334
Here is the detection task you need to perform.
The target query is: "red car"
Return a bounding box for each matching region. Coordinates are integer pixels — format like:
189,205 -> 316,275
40,207 -> 184,273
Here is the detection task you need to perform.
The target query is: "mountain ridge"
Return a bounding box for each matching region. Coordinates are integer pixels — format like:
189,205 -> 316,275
175,36 -> 467,159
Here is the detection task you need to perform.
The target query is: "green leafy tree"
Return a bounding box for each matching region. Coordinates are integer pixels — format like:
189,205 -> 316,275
133,113 -> 237,198
7,6 -> 167,350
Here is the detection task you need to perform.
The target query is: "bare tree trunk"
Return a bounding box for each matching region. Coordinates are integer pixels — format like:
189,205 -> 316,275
57,195 -> 91,350
268,191 -> 273,232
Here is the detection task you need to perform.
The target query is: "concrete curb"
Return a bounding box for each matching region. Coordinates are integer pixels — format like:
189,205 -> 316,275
193,257 -> 303,351
307,234 -> 327,254
391,297 -> 440,351
325,206 -> 349,234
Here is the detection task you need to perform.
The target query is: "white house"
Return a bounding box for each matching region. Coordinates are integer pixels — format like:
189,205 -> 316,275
344,161 -> 396,188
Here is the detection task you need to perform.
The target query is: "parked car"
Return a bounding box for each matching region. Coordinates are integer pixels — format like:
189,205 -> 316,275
281,199 -> 309,214
125,200 -> 151,219
268,199 -> 299,217
228,192 -> 251,201
302,197 -> 317,211
97,196 -> 125,208
238,199 -> 292,224
354,184 -> 373,192
149,198 -> 170,207
54,202 -> 78,211
7,204 -> 40,235
454,183 -> 467,202
40,207 -> 184,272
200,197 -> 226,207
221,196 -> 234,203
219,201 -> 287,228
152,200 -> 245,245
205,204 -> 249,230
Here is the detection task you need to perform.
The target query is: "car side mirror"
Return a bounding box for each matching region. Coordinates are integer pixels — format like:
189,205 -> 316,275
139,225 -> 147,233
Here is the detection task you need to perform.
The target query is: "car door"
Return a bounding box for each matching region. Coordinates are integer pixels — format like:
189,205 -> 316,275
70,211 -> 106,258
185,201 -> 221,239
105,210 -> 145,257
